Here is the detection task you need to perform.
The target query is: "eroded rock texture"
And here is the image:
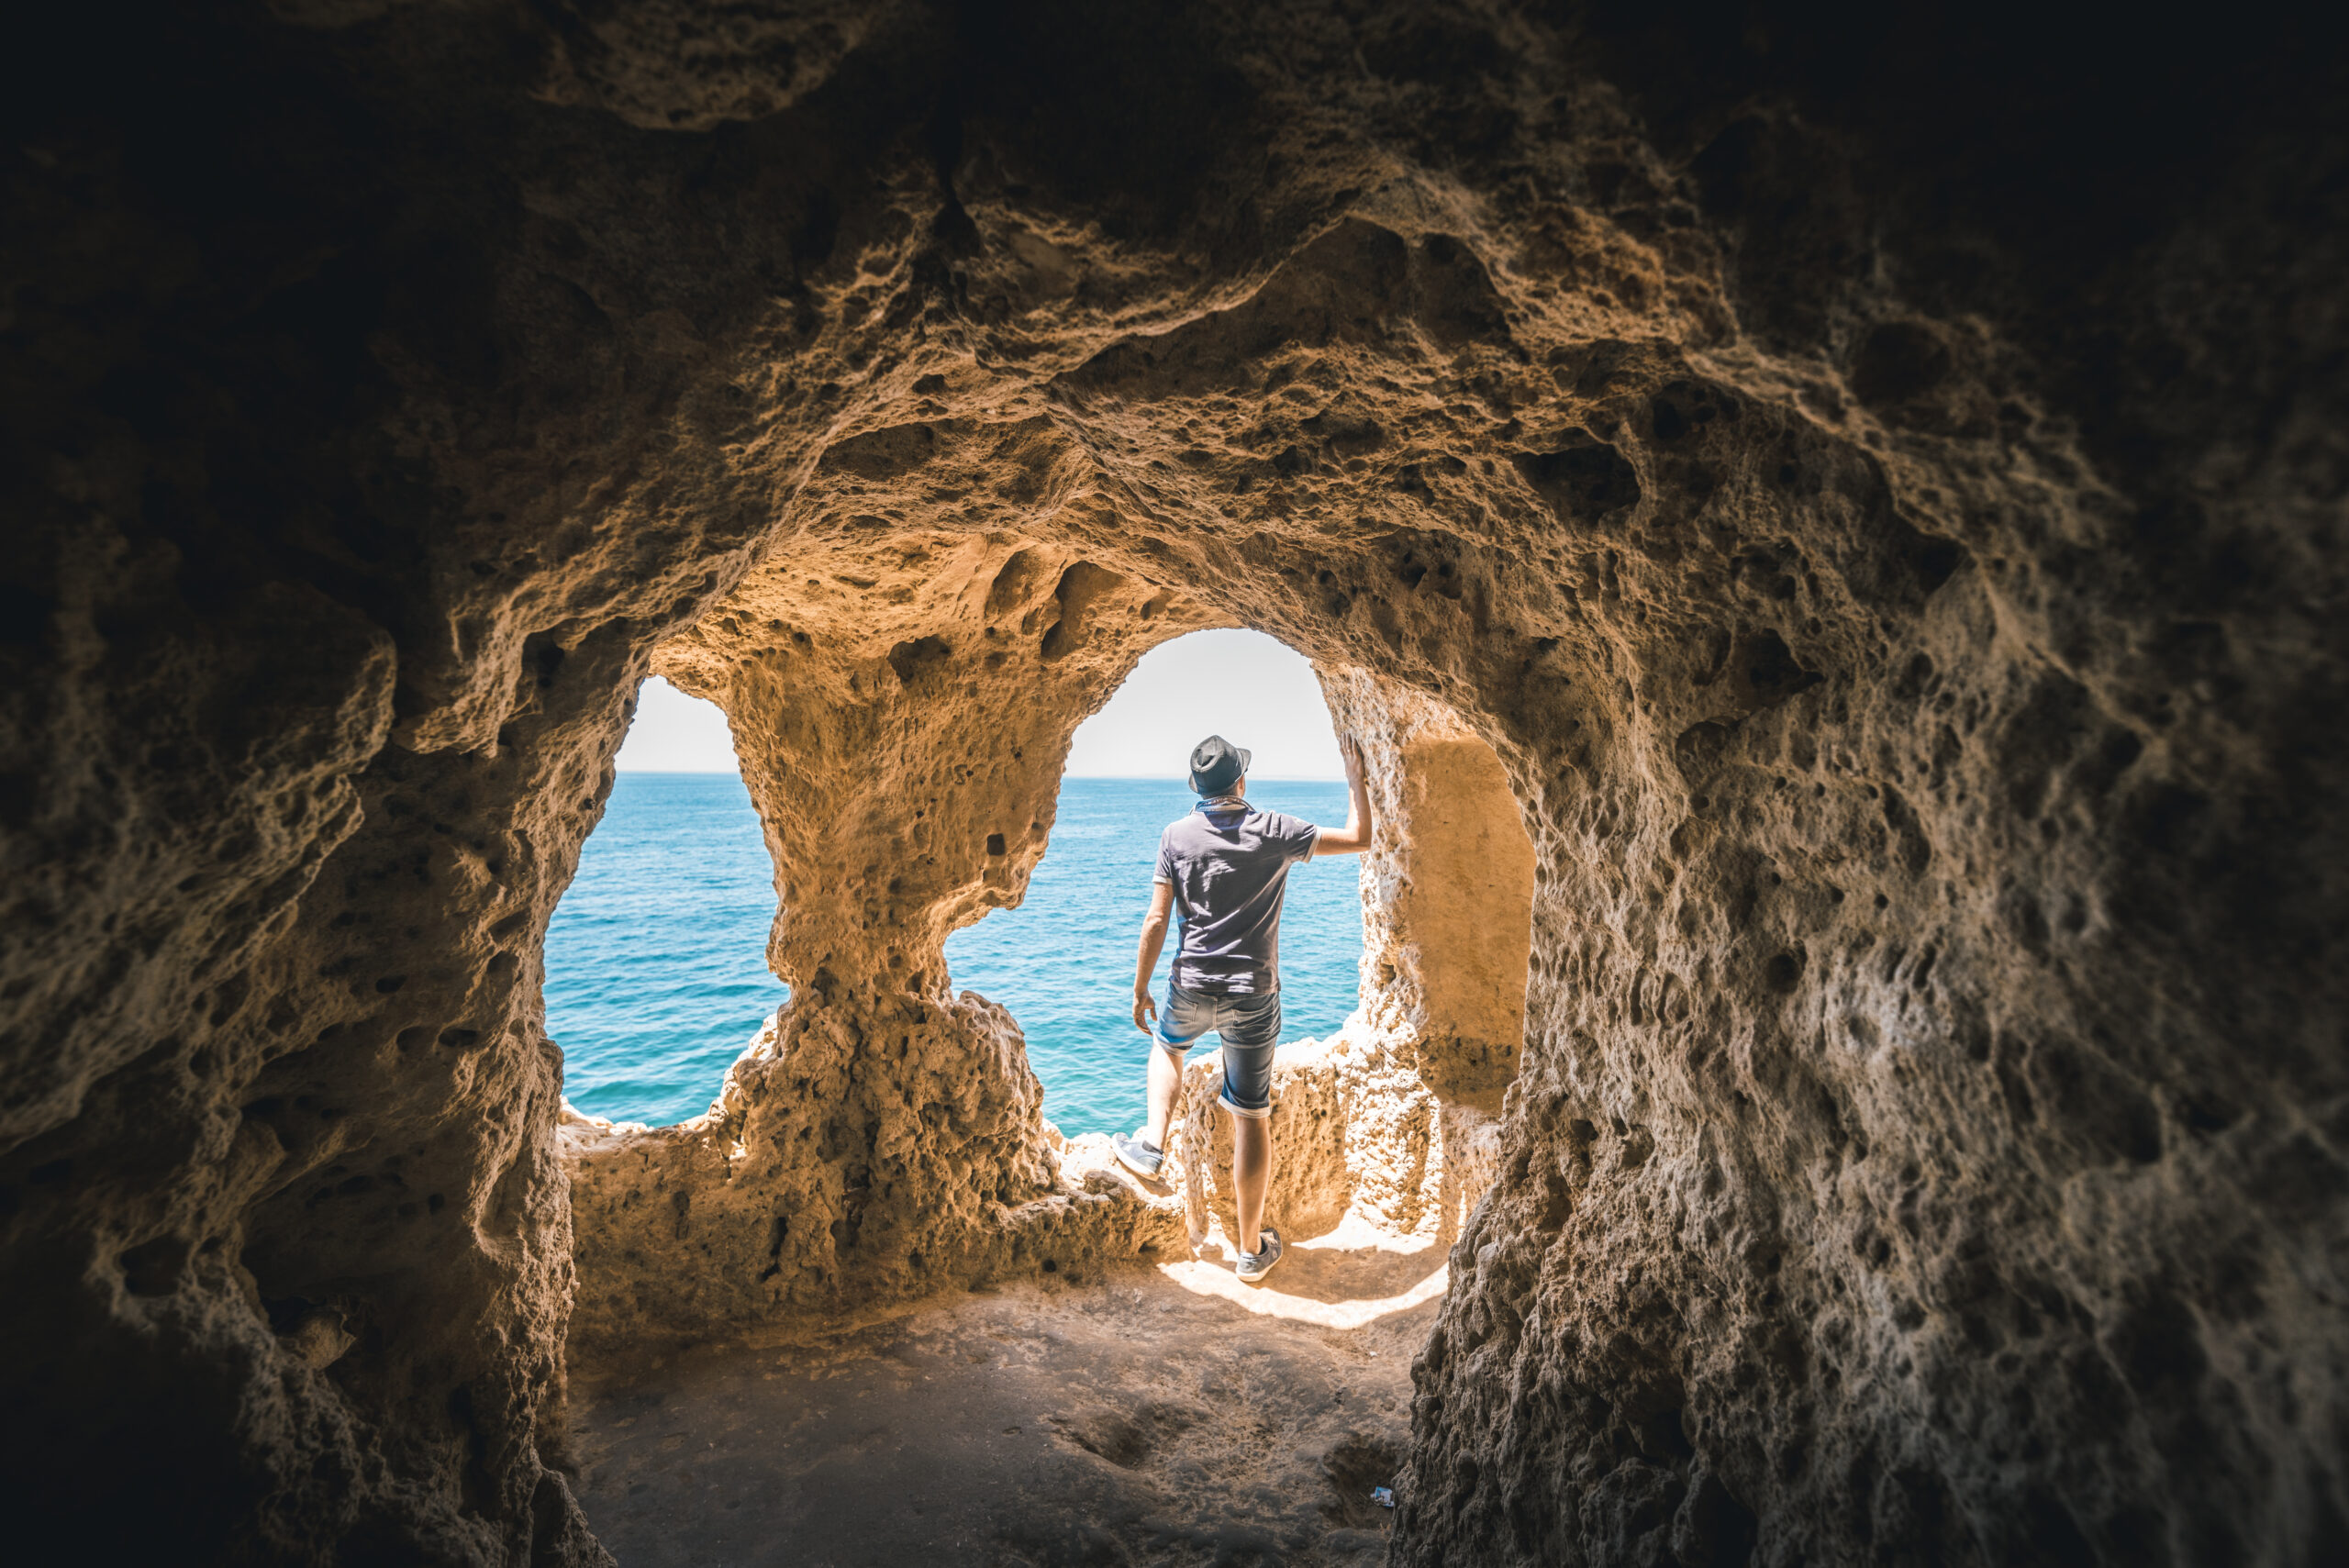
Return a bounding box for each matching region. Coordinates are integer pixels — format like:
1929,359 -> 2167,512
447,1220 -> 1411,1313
3,3 -> 2343,1563
562,527 -> 1215,1345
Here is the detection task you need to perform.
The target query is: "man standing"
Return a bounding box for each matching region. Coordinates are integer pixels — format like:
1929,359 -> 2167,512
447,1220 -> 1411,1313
1112,732 -> 1375,1282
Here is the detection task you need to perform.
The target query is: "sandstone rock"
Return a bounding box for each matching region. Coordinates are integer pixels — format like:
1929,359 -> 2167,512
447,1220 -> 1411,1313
278,1306 -> 357,1372
2,4 -> 2341,1564
563,1000 -> 1190,1350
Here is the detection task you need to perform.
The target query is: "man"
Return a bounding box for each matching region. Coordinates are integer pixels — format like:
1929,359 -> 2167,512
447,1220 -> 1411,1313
1111,731 -> 1374,1283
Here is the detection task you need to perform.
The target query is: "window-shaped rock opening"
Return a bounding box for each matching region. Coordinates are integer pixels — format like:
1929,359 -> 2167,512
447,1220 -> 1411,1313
554,533 -> 1539,1349
546,677 -> 785,1126
943,628 -> 1363,1137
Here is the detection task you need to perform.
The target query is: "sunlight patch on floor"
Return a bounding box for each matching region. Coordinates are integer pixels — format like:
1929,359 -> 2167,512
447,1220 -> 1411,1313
1160,1214 -> 1450,1327
1157,1257 -> 1449,1327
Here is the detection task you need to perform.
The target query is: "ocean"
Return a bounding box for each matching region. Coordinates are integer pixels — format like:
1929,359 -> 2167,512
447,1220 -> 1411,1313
545,773 -> 1364,1135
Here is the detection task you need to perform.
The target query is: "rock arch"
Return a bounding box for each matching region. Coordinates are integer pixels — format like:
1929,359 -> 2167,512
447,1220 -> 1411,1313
2,5 -> 2342,1564
558,522 -> 1540,1344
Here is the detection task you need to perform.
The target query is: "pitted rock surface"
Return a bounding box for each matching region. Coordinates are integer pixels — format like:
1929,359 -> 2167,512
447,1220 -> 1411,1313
2,5 -> 2343,1565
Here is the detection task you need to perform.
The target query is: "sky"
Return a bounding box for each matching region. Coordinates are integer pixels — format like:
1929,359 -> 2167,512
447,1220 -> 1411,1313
614,678 -> 744,773
613,628 -> 1344,778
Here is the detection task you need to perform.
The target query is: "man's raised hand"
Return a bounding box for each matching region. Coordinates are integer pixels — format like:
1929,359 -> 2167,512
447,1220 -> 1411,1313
1313,735 -> 1376,856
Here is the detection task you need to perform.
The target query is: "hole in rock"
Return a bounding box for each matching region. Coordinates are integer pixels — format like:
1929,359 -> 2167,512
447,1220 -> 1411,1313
943,629 -> 1364,1137
545,677 -> 788,1126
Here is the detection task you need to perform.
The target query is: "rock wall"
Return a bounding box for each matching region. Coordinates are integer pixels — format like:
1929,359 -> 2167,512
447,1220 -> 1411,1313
1,3 -> 2341,1564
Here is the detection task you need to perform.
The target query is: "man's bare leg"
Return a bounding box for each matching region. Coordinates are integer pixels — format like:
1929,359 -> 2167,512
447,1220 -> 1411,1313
1232,1109 -> 1272,1254
1141,1041 -> 1185,1150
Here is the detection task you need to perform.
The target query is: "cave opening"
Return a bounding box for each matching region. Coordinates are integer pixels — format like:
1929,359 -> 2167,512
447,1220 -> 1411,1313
941,627 -> 1365,1140
544,676 -> 785,1128
555,616 -> 1548,1559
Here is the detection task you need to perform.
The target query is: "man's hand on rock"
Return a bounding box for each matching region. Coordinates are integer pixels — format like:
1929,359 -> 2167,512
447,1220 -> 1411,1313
1313,735 -> 1376,857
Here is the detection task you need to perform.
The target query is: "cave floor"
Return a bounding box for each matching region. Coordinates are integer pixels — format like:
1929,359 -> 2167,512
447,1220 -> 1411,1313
565,1221 -> 1444,1568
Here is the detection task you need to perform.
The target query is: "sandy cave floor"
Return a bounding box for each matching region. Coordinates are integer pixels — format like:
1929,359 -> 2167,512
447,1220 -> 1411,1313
566,1223 -> 1447,1567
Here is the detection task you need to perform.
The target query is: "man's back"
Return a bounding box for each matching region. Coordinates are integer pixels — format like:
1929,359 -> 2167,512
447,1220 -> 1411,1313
1154,803 -> 1319,995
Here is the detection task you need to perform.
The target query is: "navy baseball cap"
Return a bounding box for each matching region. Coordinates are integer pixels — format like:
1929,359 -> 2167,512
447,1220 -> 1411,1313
1187,735 -> 1250,794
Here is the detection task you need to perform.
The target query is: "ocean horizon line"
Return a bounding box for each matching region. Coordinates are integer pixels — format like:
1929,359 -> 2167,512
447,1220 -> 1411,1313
558,762 -> 1363,1131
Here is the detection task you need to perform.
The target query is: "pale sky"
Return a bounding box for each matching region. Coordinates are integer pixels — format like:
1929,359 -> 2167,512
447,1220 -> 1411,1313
614,628 -> 1343,778
614,677 -> 743,772
1062,628 -> 1342,778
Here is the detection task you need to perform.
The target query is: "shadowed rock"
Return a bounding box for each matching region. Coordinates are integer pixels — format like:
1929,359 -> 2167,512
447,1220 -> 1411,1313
2,3 -> 2343,1564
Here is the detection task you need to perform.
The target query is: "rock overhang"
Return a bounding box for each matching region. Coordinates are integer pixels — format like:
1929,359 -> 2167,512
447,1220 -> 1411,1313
0,4 -> 2341,1564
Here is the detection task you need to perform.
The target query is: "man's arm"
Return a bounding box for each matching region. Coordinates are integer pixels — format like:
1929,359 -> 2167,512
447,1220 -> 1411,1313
1131,880 -> 1174,1032
1312,735 -> 1375,856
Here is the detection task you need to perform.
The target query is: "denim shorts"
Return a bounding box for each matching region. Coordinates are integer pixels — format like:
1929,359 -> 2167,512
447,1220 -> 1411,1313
1153,984 -> 1280,1118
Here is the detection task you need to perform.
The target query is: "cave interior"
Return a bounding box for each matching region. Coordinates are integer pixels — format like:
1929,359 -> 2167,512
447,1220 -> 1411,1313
2,3 -> 2344,1565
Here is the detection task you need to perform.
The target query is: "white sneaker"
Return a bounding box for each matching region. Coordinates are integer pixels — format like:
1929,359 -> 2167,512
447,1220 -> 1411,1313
1111,1133 -> 1163,1180
1235,1228 -> 1284,1284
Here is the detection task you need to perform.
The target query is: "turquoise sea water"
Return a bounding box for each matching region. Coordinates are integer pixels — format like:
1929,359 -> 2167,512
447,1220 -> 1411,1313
546,773 -> 1364,1134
